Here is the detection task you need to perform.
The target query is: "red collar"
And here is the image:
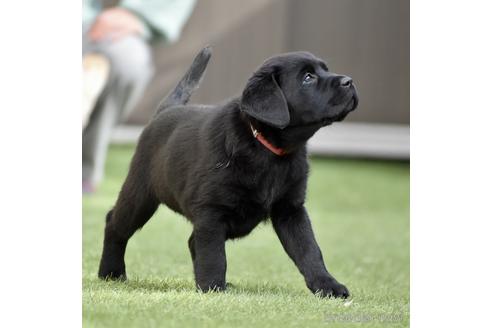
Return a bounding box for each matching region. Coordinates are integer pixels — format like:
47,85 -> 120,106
249,123 -> 286,156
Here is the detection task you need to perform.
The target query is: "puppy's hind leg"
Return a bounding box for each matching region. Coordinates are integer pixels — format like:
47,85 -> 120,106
98,183 -> 158,280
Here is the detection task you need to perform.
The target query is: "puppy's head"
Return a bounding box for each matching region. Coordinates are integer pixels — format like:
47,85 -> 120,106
241,52 -> 358,129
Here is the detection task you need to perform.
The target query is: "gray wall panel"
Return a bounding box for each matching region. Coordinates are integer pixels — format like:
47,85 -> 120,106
104,0 -> 410,125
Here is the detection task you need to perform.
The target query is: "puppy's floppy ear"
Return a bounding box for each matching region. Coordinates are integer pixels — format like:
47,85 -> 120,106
241,68 -> 290,129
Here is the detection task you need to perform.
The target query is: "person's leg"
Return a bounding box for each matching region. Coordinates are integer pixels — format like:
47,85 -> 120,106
82,35 -> 154,190
82,54 -> 110,129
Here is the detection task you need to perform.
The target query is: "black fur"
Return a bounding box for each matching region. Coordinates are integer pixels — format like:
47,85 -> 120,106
98,47 -> 358,298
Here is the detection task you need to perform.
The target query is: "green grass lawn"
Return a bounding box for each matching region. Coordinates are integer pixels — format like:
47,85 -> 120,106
83,144 -> 409,328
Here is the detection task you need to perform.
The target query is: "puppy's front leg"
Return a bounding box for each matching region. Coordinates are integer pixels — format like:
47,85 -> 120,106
271,206 -> 349,298
190,223 -> 227,292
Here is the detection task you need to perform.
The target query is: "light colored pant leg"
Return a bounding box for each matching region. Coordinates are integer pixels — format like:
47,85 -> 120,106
82,35 -> 154,185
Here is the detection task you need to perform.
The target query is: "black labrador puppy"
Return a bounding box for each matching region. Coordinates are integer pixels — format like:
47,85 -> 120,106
98,47 -> 358,298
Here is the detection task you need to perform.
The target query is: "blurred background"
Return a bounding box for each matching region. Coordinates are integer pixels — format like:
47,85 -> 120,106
106,0 -> 409,159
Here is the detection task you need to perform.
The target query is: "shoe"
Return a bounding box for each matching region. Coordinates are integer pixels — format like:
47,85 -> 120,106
82,180 -> 96,194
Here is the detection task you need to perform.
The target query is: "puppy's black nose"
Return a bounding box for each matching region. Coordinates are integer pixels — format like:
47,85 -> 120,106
338,76 -> 353,88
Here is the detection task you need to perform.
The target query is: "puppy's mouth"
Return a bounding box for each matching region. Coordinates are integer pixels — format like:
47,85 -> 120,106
321,112 -> 349,125
321,95 -> 358,126
286,95 -> 358,130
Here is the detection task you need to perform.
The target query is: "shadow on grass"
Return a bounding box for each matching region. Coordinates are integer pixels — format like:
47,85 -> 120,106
88,278 -> 195,293
85,276 -> 306,297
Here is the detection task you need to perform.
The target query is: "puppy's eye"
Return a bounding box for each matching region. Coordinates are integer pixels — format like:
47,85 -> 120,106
303,73 -> 317,84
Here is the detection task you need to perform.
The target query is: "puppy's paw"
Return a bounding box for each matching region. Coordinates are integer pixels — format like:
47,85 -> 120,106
196,281 -> 226,293
309,277 -> 350,299
98,264 -> 127,281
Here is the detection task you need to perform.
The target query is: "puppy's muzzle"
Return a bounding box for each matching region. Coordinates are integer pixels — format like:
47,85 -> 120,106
334,75 -> 358,113
337,75 -> 353,89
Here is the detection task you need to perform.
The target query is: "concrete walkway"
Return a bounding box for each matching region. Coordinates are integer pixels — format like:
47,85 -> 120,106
111,122 -> 409,160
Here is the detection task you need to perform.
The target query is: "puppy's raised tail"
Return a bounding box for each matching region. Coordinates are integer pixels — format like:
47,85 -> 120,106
155,46 -> 212,115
